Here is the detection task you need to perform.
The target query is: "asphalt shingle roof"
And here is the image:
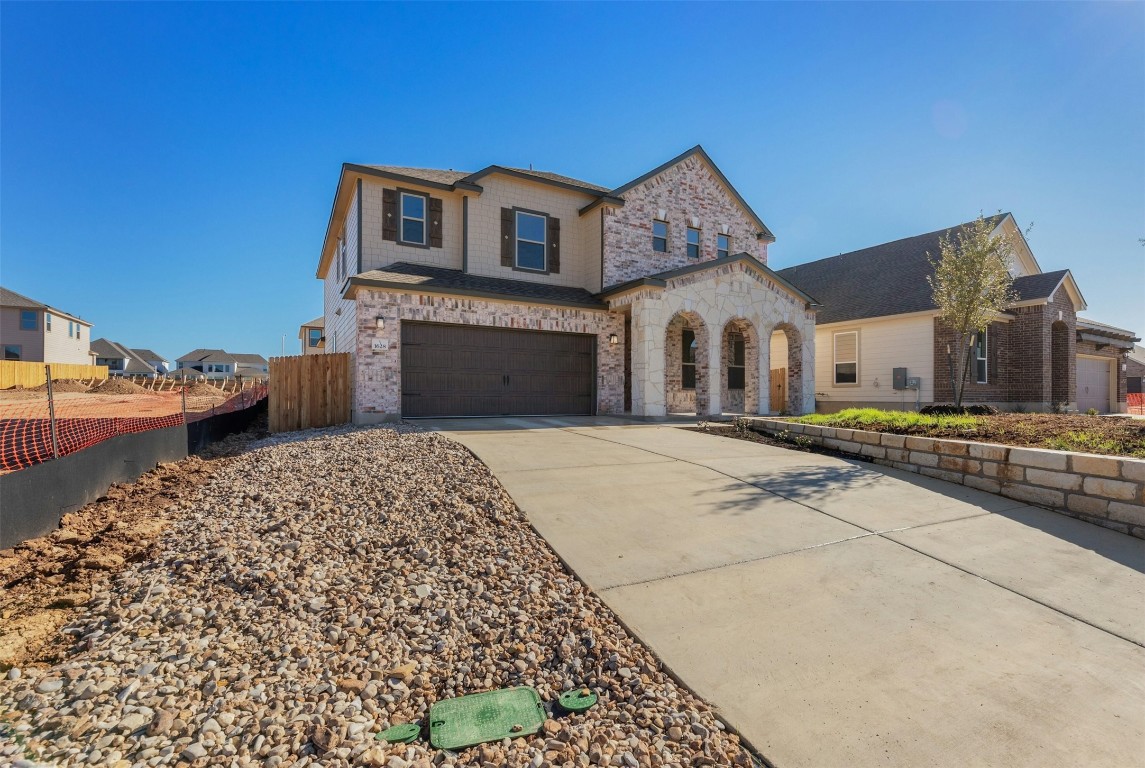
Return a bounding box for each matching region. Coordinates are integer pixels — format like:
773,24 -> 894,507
1011,270 -> 1069,302
352,263 -> 607,309
776,215 -> 1009,325
1,286 -> 89,324
363,166 -> 472,186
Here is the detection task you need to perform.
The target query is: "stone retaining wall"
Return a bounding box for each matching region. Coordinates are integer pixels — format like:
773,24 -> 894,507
749,419 -> 1145,538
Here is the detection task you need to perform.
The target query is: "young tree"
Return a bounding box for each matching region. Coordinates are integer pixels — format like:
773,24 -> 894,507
927,215 -> 1018,408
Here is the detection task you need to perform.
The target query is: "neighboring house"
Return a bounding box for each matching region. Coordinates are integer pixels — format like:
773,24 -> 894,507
90,338 -> 169,377
315,145 -> 818,423
174,349 -> 268,379
233,353 -> 270,378
1127,345 -> 1145,395
298,317 -> 325,355
777,214 -> 1140,414
0,286 -> 94,365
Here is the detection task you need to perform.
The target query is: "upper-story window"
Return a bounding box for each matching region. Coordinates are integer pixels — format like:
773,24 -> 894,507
717,234 -> 730,259
401,192 -> 427,245
308,328 -> 322,348
515,211 -> 547,271
45,313 -> 52,332
68,321 -> 74,338
20,310 -> 36,331
687,227 -> 701,259
652,220 -> 668,253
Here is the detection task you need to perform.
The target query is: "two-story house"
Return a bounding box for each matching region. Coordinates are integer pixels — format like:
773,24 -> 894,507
315,146 -> 818,423
0,286 -> 94,365
298,317 -> 325,355
175,349 -> 268,380
91,338 -> 169,376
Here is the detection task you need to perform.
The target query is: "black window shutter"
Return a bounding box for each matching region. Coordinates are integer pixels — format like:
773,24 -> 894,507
429,197 -> 443,248
382,189 -> 397,242
501,208 -> 514,267
548,216 -> 560,274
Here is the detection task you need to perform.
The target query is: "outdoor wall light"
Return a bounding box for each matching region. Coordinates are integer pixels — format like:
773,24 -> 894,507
376,317 -> 385,330
609,334 -> 619,345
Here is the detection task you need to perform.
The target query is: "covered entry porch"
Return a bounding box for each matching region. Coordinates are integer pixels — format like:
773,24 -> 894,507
603,254 -> 819,419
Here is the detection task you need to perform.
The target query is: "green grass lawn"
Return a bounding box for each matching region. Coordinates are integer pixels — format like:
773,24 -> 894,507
782,408 -> 1145,457
792,407 -> 981,430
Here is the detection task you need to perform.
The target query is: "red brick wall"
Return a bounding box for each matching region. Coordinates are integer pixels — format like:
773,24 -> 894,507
931,292 -> 1077,407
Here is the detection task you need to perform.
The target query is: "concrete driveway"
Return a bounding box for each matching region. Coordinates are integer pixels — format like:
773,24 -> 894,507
425,417 -> 1145,768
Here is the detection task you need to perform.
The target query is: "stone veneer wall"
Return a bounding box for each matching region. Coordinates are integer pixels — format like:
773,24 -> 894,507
750,419 -> 1145,538
601,155 -> 768,288
720,318 -> 760,415
353,290 -> 624,419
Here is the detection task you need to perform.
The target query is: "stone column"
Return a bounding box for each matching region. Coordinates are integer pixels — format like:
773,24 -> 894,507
631,298 -> 666,418
706,332 -> 722,416
758,332 -> 771,415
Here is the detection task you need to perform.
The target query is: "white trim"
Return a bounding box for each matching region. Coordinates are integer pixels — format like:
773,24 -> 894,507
686,226 -> 701,259
400,191 -> 427,245
975,329 -> 988,384
833,329 -> 859,386
717,233 -> 730,259
652,219 -> 669,253
514,210 -> 548,272
1077,354 -> 1116,413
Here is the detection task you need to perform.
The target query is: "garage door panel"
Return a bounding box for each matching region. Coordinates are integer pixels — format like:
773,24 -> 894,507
401,322 -> 595,417
1077,357 -> 1111,414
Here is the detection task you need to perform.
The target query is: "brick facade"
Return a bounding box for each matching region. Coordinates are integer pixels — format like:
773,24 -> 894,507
353,290 -> 624,420
601,155 -> 768,288
932,291 -> 1078,409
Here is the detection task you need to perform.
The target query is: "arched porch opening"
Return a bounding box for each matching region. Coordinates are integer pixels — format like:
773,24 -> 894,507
768,323 -> 804,414
721,318 -> 759,414
665,311 -> 710,415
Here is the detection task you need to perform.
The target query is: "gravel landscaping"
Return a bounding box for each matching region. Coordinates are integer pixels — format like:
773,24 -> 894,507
1,425 -> 752,768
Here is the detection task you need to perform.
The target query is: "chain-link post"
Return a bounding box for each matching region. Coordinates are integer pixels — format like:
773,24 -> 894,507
45,364 -> 60,460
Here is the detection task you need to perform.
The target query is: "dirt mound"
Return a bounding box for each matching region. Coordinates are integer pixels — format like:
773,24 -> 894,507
921,404 -> 999,416
33,379 -> 91,394
182,381 -> 228,398
87,378 -> 150,395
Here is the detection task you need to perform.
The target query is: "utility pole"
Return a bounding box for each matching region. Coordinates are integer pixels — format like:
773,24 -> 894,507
281,334 -> 285,357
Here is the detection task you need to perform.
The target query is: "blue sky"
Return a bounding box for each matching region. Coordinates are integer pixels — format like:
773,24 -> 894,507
2,2 -> 1142,362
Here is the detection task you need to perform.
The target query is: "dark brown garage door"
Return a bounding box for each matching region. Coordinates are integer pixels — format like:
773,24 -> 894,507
401,322 -> 595,417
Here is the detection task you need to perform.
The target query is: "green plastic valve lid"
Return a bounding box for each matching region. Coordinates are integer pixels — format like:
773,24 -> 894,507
376,722 -> 421,744
429,687 -> 546,750
558,688 -> 598,713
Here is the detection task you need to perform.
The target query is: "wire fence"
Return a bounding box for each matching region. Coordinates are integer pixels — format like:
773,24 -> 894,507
0,366 -> 267,472
1129,393 -> 1144,416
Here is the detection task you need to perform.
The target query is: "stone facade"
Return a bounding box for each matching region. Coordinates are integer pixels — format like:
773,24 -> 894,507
612,261 -> 816,417
353,290 -> 624,420
751,419 -> 1145,538
601,155 -> 768,288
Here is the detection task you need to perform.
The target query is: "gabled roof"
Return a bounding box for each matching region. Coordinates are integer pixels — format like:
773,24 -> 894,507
772,214 -> 1071,325
1,285 -> 91,325
177,348 -> 234,364
583,146 -> 775,242
321,146 -> 775,278
599,251 -> 819,307
90,338 -> 131,359
131,348 -> 168,363
348,262 -> 607,310
232,353 -> 268,365
300,316 -> 324,329
1011,270 -> 1070,302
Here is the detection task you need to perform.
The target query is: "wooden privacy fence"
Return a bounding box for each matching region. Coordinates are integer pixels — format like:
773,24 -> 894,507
269,353 -> 351,433
1,361 -> 109,389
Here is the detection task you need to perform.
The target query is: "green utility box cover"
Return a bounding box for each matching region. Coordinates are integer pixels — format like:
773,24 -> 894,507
376,723 -> 421,744
558,688 -> 597,713
429,687 -> 546,751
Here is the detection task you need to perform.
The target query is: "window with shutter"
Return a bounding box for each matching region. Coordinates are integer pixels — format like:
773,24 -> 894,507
429,197 -> 443,248
547,216 -> 560,274
501,208 -> 515,266
833,331 -> 859,385
399,192 -> 427,245
382,189 -> 398,241
515,211 -> 547,271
